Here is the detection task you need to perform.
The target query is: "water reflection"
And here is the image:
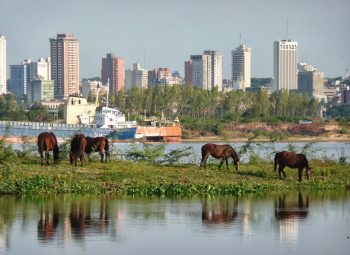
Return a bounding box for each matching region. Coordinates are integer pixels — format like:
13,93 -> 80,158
274,192 -> 310,243
201,197 -> 238,225
0,193 -> 349,255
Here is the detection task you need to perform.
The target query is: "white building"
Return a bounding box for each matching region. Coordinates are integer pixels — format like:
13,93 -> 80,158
125,63 -> 148,90
81,80 -> 107,98
190,50 -> 222,91
232,44 -> 251,90
0,34 -> 6,94
273,39 -> 298,90
29,58 -> 51,80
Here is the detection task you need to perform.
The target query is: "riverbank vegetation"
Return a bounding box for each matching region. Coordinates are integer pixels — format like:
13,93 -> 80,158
0,140 -> 349,196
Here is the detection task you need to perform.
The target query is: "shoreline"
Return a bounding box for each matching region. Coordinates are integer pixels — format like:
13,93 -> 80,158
1,134 -> 350,144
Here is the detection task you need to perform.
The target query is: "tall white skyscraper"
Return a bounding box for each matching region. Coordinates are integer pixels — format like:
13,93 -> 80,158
0,34 -> 6,94
231,44 -> 251,90
273,39 -> 298,90
189,50 -> 222,91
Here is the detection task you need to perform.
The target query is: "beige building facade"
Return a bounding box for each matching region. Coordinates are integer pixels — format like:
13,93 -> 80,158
64,96 -> 96,125
50,33 -> 79,99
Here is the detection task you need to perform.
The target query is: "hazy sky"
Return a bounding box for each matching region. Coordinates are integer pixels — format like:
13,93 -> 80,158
0,0 -> 349,79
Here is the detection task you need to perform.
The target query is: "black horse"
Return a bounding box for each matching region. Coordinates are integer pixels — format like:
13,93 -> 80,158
200,143 -> 240,171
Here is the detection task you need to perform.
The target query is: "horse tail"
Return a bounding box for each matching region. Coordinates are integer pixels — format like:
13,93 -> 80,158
274,153 -> 278,171
39,134 -> 45,154
76,137 -> 83,159
105,138 -> 110,160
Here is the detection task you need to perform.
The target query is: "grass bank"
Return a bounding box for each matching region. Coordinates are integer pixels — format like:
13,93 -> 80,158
0,158 -> 349,196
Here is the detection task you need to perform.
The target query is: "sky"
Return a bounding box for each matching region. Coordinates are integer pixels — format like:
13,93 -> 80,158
0,0 -> 349,79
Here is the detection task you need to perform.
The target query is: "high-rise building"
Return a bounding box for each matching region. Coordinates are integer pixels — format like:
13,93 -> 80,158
27,78 -> 54,104
0,34 -> 6,94
50,33 -> 79,99
298,63 -> 324,98
184,60 -> 192,85
9,59 -> 31,99
231,44 -> 251,90
125,63 -> 148,90
101,53 -> 125,93
29,58 -> 51,81
189,50 -> 222,91
273,39 -> 298,90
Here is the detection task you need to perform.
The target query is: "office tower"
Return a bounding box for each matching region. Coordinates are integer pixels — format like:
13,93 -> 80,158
125,63 -> 148,90
231,44 -> 251,90
0,34 -> 6,94
101,53 -> 125,93
50,33 -> 79,99
9,59 -> 31,99
184,60 -> 192,85
273,39 -> 298,90
189,50 -> 222,91
298,63 -> 325,97
27,79 -> 54,104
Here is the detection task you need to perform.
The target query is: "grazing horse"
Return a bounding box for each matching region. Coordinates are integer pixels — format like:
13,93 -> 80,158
200,143 -> 240,171
85,136 -> 110,163
37,132 -> 59,165
274,151 -> 312,182
70,134 -> 87,166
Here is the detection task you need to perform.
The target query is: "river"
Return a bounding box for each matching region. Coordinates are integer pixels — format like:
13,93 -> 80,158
110,141 -> 350,163
0,192 -> 349,255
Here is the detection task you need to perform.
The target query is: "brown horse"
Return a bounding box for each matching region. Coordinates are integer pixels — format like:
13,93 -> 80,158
85,136 -> 110,163
37,132 -> 59,165
274,151 -> 312,182
200,143 -> 240,171
70,134 -> 87,166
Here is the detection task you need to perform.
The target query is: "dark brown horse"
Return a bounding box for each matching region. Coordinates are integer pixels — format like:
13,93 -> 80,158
274,151 -> 312,182
85,136 -> 110,163
37,132 -> 59,165
70,134 -> 87,166
200,143 -> 240,171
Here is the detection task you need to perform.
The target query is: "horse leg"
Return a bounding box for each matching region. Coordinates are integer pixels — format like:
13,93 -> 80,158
39,151 -> 44,165
305,168 -> 310,180
278,165 -> 284,179
200,153 -> 209,168
226,158 -> 229,171
45,151 -> 50,165
218,158 -> 224,169
298,168 -> 303,182
100,151 -> 104,163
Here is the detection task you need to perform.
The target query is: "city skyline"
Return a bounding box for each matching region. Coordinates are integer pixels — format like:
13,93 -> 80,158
0,0 -> 349,79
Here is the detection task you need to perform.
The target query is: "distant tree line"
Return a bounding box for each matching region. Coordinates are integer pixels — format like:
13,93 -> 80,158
104,85 -> 320,124
0,94 -> 52,122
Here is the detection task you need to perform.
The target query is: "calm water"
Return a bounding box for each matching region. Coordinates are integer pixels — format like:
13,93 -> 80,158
111,142 -> 350,163
0,192 -> 349,255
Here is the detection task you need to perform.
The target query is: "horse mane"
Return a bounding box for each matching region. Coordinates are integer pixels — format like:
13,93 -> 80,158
226,145 -> 239,162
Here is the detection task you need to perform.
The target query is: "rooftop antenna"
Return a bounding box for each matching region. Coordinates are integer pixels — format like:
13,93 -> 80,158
346,68 -> 349,78
286,19 -> 289,40
239,32 -> 242,45
143,51 -> 146,68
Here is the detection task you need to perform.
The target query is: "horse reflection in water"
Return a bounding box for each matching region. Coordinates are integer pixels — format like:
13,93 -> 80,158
36,199 -> 110,242
69,199 -> 110,239
274,192 -> 310,242
202,197 -> 238,225
37,206 -> 59,242
274,192 -> 310,220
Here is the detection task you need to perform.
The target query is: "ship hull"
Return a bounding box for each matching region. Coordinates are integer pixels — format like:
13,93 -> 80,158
0,121 -> 136,140
136,126 -> 182,142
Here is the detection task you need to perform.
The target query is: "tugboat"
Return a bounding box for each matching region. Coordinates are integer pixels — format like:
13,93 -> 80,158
135,113 -> 182,142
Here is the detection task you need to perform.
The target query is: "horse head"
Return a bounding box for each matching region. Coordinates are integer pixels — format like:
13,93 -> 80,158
228,146 -> 240,171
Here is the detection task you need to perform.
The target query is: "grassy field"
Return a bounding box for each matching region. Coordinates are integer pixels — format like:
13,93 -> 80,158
0,157 -> 349,196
